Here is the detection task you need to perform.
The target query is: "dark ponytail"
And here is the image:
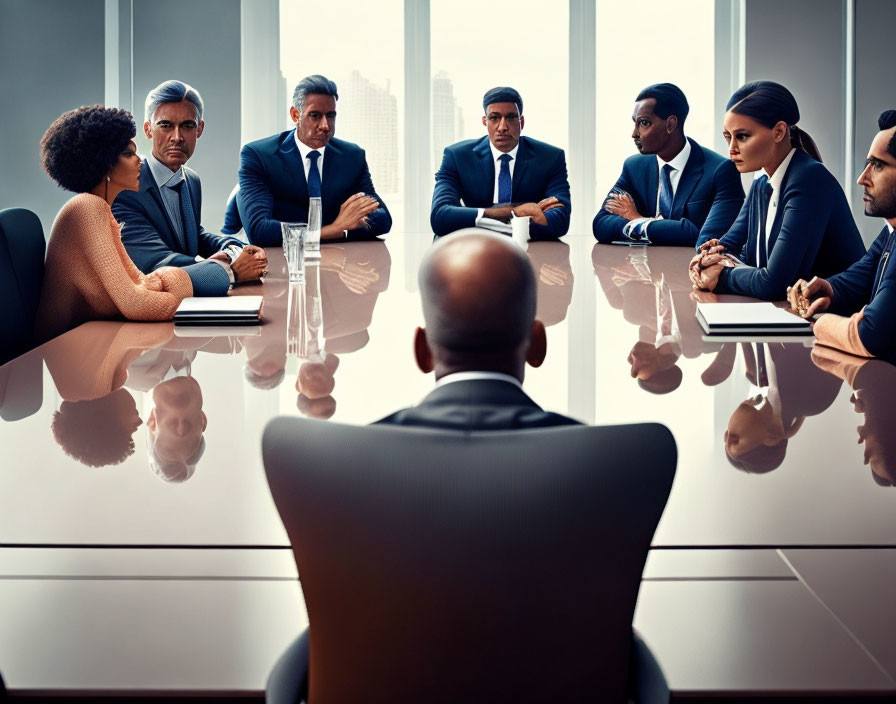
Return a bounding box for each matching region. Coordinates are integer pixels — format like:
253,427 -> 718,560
727,81 -> 822,163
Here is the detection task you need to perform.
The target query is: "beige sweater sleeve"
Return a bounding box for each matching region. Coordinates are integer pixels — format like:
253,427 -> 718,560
71,195 -> 192,320
814,310 -> 873,358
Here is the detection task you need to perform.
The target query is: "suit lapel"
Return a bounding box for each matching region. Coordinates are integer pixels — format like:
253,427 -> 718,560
645,158 -> 659,217
767,151 -> 801,250
671,140 -> 704,219
473,138 -> 496,204
321,139 -> 340,208
511,138 -> 531,201
278,131 -> 309,203
138,162 -> 180,248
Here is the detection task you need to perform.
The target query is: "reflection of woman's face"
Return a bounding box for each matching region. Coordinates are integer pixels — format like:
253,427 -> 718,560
107,139 -> 142,193
722,112 -> 782,173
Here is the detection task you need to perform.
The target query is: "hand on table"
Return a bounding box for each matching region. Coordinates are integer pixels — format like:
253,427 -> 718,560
787,276 -> 833,318
512,201 -> 550,225
604,193 -> 643,221
231,245 -> 268,282
698,238 -> 727,255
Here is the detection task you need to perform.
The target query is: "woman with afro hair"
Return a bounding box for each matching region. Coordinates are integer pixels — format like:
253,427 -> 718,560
35,105 -> 192,342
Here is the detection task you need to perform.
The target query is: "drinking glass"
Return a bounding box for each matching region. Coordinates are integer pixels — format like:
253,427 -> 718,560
305,197 -> 322,261
281,221 -> 306,283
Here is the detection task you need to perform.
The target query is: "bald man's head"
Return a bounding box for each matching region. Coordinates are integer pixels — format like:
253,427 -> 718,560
416,233 -> 545,379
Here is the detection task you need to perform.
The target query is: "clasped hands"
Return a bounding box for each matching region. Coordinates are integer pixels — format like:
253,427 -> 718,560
486,197 -> 563,226
688,238 -> 735,291
209,244 -> 268,282
786,276 -> 833,319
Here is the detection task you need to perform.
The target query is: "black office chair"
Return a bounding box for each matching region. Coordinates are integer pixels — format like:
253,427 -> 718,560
221,184 -> 243,235
262,419 -> 677,703
0,208 -> 45,365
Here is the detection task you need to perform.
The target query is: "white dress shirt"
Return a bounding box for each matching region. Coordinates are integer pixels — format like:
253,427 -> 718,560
434,370 -> 523,390
294,130 -> 326,186
757,147 -> 797,265
474,142 -> 520,223
623,138 -> 692,237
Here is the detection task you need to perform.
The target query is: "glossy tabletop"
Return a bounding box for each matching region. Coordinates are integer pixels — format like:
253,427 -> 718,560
2,235 -> 895,698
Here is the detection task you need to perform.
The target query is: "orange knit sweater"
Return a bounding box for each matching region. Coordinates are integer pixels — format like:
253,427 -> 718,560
36,193 -> 192,343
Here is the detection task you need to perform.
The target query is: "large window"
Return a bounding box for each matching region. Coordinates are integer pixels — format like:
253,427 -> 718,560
280,0 -> 404,205
430,0 -> 570,173
595,0 -> 715,199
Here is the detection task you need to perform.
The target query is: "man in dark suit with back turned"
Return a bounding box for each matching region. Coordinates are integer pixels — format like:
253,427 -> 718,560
430,86 -> 571,240
113,80 -> 268,296
376,232 -> 579,429
593,83 -> 744,247
238,74 -> 391,247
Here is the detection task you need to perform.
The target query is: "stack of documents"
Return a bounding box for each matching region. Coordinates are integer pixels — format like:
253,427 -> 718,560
174,296 -> 264,326
696,302 -> 811,336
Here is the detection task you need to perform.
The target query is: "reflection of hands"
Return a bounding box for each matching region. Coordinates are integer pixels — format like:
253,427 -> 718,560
787,276 -> 833,318
231,245 -> 268,282
538,263 -> 567,287
604,193 -> 643,220
339,262 -> 379,295
334,193 -> 379,231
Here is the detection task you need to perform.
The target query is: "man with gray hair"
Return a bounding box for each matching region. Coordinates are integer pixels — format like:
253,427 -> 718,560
113,79 -> 268,296
238,74 -> 392,246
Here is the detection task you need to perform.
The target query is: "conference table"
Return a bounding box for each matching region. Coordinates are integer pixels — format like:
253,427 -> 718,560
1,236 -> 895,701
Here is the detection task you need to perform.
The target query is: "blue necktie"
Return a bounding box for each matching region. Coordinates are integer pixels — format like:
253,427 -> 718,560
175,180 -> 198,254
307,150 -> 322,199
757,176 -> 773,267
658,164 -> 674,219
498,153 -> 512,204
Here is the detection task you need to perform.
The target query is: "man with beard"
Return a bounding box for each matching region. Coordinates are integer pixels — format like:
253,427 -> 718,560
789,111 -> 896,362
593,83 -> 744,246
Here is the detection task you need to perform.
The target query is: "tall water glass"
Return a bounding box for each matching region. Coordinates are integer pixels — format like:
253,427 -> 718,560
305,197 -> 322,261
281,221 -> 306,283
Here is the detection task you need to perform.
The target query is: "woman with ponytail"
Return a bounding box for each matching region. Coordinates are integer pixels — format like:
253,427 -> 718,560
690,81 -> 865,299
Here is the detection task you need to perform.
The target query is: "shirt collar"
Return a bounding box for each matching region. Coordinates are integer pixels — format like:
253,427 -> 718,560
764,147 -> 796,191
488,141 -> 519,163
294,130 -> 326,162
434,371 -> 523,389
657,137 -> 691,172
887,223 -> 894,234
147,152 -> 185,189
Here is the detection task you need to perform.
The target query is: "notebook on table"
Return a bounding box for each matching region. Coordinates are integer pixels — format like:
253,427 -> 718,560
174,296 -> 264,326
696,302 -> 812,336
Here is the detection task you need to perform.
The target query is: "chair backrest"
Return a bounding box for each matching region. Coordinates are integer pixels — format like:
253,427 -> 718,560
0,208 -> 45,365
263,418 -> 677,704
221,184 -> 242,235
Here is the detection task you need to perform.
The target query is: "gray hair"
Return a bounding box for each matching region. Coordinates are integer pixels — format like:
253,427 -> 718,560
292,74 -> 338,115
144,79 -> 204,124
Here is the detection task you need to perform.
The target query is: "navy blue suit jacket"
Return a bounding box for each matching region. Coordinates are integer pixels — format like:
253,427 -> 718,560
238,131 -> 391,247
716,149 -> 866,300
430,136 -> 571,239
375,379 -> 580,430
593,138 -> 744,247
827,225 -> 896,360
113,162 -> 240,296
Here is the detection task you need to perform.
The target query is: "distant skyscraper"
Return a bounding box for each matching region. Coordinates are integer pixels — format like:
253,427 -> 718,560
432,71 -> 465,171
337,71 -> 399,194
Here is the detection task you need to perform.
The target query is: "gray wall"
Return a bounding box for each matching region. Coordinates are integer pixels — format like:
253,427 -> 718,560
0,0 -> 105,236
132,0 -> 241,234
744,0 -> 846,195
854,0 -> 896,244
